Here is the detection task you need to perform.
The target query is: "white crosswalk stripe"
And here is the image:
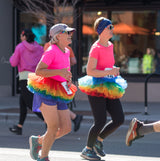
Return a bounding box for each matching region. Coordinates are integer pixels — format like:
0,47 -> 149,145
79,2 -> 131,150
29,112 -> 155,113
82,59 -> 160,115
0,148 -> 159,161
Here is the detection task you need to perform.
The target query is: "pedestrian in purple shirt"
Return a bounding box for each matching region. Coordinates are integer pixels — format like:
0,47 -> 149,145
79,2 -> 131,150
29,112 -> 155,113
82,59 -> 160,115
9,29 -> 44,135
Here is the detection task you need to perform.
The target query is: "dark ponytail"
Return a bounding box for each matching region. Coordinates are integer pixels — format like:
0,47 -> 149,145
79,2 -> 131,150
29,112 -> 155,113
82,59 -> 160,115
21,29 -> 35,43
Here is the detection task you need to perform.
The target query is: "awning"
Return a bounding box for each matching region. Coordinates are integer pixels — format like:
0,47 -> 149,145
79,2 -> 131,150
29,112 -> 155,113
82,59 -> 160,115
113,23 -> 149,35
82,25 -> 96,35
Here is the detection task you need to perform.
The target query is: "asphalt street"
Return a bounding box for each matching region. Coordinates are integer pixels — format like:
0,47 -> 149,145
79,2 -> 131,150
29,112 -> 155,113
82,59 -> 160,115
0,117 -> 160,161
0,96 -> 160,160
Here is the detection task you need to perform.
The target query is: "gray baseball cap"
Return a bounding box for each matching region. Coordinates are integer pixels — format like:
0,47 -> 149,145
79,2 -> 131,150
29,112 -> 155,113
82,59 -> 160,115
49,23 -> 75,38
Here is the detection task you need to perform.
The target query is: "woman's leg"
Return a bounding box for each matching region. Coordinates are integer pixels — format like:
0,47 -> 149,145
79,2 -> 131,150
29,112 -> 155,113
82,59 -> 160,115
36,109 -> 71,148
80,96 -> 105,160
138,120 -> 160,135
18,80 -> 28,126
99,99 -> 124,139
87,96 -> 107,148
153,121 -> 160,132
22,80 -> 44,121
55,109 -> 72,139
9,81 -> 26,135
70,110 -> 76,120
39,103 -> 59,159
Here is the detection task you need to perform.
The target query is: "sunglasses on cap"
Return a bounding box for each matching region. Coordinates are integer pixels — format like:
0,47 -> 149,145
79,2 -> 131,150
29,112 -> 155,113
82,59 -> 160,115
105,24 -> 114,30
60,30 -> 73,35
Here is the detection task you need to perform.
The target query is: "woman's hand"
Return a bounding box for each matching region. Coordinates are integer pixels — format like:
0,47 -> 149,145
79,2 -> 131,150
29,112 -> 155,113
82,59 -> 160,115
60,68 -> 72,81
108,67 -> 120,76
67,79 -> 72,88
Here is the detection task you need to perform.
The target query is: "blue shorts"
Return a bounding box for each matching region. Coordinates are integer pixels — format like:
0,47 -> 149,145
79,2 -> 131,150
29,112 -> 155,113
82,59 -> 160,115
32,94 -> 68,112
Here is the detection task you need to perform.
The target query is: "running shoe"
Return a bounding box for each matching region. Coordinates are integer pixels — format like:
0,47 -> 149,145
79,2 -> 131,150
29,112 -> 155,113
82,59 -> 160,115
37,157 -> 49,161
9,125 -> 22,135
73,114 -> 83,132
81,147 -> 101,160
93,140 -> 106,157
126,118 -> 144,146
29,135 -> 42,160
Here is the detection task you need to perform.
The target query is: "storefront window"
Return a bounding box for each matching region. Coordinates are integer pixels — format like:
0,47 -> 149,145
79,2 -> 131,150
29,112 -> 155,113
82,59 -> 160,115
112,11 -> 158,74
19,6 -> 73,46
15,6 -> 73,94
19,12 -> 47,46
19,13 -> 47,46
82,10 -> 160,75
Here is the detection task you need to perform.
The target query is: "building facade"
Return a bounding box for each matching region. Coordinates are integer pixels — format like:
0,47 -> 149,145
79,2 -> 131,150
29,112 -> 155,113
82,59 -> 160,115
0,0 -> 13,96
1,0 -> 160,102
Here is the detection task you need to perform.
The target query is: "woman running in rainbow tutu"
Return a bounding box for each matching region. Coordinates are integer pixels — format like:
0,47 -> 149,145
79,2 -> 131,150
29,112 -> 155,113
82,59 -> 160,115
79,17 -> 127,160
28,23 -> 77,161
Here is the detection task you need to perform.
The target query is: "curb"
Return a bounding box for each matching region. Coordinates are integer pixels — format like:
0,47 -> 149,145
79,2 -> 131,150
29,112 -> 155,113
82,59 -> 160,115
0,112 -> 155,126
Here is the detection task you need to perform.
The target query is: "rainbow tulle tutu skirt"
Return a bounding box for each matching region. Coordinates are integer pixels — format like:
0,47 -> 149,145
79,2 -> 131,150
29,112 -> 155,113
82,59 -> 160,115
27,73 -> 77,103
78,75 -> 127,99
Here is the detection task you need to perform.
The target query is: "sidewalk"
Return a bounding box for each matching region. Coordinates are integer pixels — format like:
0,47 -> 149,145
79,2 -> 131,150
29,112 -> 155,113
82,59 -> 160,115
0,95 -> 160,124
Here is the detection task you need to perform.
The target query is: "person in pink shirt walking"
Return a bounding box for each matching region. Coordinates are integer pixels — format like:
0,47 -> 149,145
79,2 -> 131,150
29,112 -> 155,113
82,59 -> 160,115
27,23 -> 77,161
78,17 -> 127,160
9,29 -> 44,135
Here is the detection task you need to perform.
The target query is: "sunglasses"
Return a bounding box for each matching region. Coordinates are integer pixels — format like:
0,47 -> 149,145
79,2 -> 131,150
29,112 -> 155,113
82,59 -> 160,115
61,30 -> 72,35
105,24 -> 114,30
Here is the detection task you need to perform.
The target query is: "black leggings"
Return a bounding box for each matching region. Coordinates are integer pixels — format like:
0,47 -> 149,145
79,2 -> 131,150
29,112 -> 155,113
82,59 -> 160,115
87,95 -> 124,148
19,80 -> 44,125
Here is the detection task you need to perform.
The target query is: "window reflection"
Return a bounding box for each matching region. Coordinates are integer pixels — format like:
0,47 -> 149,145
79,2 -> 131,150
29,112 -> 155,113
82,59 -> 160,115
20,13 -> 47,46
19,6 -> 73,46
19,9 -> 160,75
82,10 -> 160,74
112,11 -> 156,74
